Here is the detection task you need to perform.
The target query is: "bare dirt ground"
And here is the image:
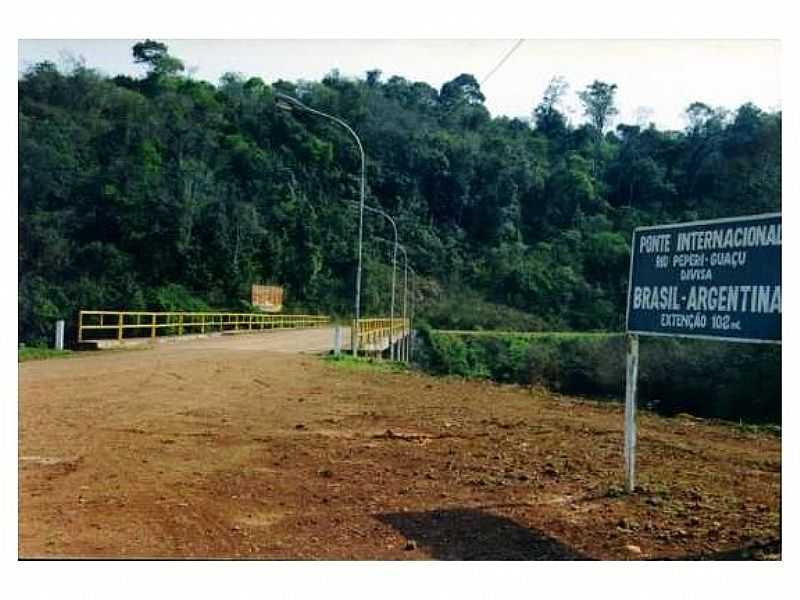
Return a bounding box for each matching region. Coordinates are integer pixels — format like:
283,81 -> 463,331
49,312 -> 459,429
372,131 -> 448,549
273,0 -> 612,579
19,331 -> 780,559
188,325 -> 348,353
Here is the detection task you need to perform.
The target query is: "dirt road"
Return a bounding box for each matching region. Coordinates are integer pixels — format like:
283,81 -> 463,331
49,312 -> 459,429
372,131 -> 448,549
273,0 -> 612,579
190,326 -> 348,353
19,340 -> 780,559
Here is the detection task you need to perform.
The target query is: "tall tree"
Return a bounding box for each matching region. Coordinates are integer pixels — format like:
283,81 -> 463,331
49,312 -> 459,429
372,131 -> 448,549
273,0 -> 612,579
578,80 -> 619,133
132,39 -> 185,78
440,74 -> 485,108
534,75 -> 569,138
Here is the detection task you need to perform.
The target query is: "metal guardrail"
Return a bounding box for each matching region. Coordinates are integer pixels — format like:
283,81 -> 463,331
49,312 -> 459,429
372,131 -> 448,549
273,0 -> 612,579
78,310 -> 330,343
352,318 -> 409,348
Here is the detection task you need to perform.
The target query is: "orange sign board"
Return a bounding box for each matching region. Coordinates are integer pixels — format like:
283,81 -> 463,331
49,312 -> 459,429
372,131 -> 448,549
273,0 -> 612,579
251,285 -> 284,313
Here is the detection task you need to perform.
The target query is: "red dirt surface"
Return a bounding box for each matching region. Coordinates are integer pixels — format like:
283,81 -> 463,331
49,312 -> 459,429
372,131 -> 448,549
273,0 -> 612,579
19,334 -> 780,559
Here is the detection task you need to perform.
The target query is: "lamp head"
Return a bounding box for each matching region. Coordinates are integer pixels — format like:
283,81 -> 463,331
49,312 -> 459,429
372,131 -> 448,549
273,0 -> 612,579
274,91 -> 303,112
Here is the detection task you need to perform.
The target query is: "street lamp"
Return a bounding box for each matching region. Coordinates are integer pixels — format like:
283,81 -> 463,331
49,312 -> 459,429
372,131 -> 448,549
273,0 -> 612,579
348,201 -> 399,360
375,237 -> 408,363
406,264 -> 418,362
274,91 -> 366,356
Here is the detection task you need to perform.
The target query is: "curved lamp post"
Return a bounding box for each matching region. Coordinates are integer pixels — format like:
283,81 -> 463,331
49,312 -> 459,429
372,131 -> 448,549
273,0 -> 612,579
274,91 -> 366,356
376,237 -> 408,363
406,264 -> 418,362
348,202 -> 399,359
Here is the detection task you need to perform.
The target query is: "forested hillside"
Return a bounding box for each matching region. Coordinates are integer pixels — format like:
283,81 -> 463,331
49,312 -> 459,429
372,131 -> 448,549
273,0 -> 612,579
19,41 -> 781,345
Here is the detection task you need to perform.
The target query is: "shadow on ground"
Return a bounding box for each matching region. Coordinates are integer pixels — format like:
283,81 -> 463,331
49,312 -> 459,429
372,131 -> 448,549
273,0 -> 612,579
375,508 -> 588,560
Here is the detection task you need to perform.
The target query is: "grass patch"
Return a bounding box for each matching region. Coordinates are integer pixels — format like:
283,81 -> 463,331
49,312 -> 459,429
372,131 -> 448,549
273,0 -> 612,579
733,422 -> 782,438
19,344 -> 154,362
18,347 -> 75,362
322,354 -> 408,374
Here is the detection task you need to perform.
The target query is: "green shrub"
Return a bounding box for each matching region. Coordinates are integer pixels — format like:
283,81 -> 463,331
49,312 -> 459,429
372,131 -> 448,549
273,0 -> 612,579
147,284 -> 211,312
420,289 -> 553,332
417,330 -> 780,424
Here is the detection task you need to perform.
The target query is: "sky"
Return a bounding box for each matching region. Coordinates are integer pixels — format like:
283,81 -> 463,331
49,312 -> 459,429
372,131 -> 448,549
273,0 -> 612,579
18,39 -> 781,131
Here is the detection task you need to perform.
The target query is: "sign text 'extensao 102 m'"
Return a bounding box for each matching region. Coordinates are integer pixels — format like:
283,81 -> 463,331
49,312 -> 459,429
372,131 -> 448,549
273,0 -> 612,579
626,213 -> 781,343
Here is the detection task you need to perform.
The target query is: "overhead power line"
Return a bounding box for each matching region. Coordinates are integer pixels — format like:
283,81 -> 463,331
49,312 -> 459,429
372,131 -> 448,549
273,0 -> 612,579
480,39 -> 524,86
436,39 -> 525,122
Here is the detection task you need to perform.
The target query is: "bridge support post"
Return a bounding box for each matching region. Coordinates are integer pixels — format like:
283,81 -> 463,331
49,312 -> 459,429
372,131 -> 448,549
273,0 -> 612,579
54,320 -> 64,350
334,326 -> 342,356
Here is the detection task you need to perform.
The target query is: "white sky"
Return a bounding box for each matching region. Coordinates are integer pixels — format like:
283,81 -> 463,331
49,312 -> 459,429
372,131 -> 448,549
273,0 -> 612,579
19,39 -> 781,131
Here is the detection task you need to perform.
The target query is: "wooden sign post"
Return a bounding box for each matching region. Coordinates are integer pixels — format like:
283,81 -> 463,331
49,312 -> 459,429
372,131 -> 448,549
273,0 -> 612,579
623,333 -> 639,492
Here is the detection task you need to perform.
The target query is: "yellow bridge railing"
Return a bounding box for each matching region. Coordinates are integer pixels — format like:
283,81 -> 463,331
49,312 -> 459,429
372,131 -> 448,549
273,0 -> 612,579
78,310 -> 330,343
352,318 -> 409,349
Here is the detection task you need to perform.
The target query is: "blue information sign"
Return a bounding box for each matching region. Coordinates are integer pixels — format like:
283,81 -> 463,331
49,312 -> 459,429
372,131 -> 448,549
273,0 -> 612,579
626,213 -> 781,343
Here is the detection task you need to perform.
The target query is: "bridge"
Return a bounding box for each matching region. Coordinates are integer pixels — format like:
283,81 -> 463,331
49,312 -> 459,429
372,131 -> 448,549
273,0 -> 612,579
77,310 -> 413,358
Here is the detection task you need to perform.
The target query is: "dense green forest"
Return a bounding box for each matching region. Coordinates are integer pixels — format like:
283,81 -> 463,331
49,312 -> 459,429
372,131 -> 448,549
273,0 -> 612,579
19,40 -> 781,345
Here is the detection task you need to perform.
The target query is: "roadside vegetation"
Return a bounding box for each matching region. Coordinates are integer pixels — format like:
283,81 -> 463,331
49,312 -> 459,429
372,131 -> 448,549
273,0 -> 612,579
323,354 -> 409,374
415,328 -> 780,424
18,346 -> 74,362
